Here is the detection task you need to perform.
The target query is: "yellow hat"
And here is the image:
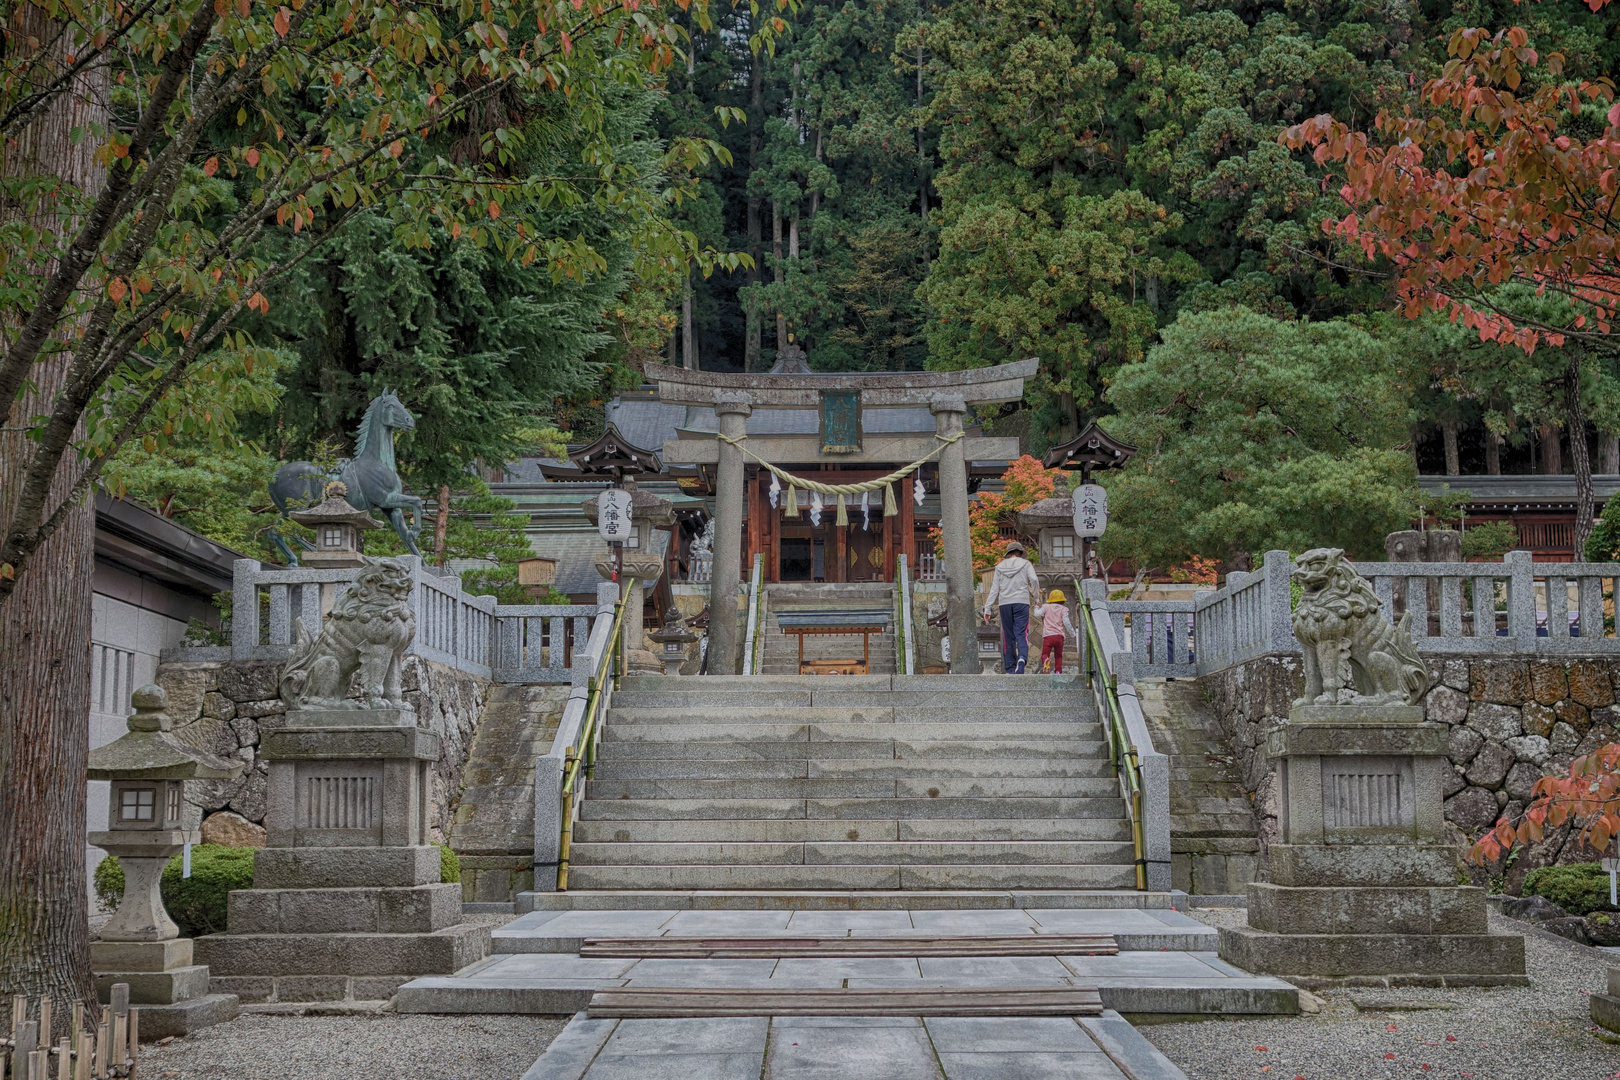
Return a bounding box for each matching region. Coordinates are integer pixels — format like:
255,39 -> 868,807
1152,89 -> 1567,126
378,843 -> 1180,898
1048,589 -> 1066,602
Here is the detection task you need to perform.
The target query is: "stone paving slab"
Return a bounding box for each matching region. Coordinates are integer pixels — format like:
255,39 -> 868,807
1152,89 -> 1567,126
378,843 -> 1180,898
520,1010 -> 1189,1079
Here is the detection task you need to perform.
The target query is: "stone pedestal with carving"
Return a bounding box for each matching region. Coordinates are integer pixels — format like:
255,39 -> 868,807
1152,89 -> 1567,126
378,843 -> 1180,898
196,706 -> 489,1003
1218,704 -> 1526,988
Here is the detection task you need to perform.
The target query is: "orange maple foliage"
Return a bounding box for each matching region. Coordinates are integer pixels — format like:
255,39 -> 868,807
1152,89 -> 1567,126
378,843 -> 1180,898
1280,1 -> 1620,353
933,455 -> 1059,573
1468,744 -> 1620,865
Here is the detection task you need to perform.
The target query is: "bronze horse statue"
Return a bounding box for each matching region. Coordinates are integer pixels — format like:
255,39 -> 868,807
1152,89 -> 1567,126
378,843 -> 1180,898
268,390 -> 425,565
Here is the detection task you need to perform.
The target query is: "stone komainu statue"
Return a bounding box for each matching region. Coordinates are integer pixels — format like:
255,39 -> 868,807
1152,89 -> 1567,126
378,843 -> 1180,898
1291,548 -> 1427,707
280,557 -> 417,711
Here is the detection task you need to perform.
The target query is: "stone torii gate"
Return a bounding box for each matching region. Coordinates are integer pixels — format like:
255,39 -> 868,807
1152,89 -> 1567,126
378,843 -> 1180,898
644,359 -> 1035,674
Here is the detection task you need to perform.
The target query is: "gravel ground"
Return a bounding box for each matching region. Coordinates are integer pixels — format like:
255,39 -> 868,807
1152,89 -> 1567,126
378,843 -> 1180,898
136,912 -> 564,1080
1146,908 -> 1618,1080
139,1012 -> 570,1080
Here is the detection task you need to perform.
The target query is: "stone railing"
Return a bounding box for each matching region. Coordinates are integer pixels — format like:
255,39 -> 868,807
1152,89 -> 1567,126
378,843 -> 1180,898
686,552 -> 713,583
917,551 -> 945,582
1077,581 -> 1173,892
160,557 -> 593,683
493,605 -> 597,683
534,582 -> 622,891
1108,549 -> 1620,680
1104,601 -> 1195,679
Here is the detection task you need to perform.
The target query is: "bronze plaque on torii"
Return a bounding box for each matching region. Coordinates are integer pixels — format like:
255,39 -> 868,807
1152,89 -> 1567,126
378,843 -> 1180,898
819,390 -> 862,454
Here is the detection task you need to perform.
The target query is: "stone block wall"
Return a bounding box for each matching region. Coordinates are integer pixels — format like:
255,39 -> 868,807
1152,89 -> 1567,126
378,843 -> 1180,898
153,655 -> 489,844
1201,652 -> 1607,890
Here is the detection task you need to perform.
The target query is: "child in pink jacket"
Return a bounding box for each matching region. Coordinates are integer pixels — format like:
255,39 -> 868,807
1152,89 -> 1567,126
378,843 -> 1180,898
1031,589 -> 1078,673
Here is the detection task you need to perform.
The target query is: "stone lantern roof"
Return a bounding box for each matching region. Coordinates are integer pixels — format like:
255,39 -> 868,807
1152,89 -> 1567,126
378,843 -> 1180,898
286,483 -> 382,532
1016,496 -> 1076,531
88,685 -> 243,781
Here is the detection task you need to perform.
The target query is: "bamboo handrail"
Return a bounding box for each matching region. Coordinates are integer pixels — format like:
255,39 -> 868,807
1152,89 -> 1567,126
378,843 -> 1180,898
557,577 -> 635,891
1078,589 -> 1147,891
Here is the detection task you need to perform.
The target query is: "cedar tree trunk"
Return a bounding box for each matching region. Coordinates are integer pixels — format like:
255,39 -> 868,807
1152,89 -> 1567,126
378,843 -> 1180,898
433,485 -> 452,566
1566,362 -> 1596,557
0,3 -> 109,1029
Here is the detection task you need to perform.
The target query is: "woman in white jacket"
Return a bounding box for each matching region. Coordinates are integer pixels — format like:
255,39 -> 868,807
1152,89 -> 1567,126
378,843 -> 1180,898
980,541 -> 1042,674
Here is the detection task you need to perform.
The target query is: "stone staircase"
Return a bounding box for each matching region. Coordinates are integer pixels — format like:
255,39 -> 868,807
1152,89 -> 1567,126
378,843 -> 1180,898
448,684 -> 570,903
565,674 -> 1138,891
758,582 -> 898,675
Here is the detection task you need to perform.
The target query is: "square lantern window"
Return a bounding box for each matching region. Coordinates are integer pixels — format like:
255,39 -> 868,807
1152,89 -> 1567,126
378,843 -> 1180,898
321,525 -> 346,549
1051,535 -> 1076,560
120,787 -> 156,822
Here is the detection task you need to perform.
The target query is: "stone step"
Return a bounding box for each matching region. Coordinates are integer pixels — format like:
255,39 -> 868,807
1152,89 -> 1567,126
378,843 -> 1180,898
594,741 -> 1109,765
563,863 -> 1142,891
589,757 -> 1115,781
516,890 -> 1176,912
612,673 -> 1084,692
572,817 -> 1135,844
399,972 -> 1297,1023
602,731 -> 1108,757
761,642 -> 895,658
605,706 -> 1095,725
609,688 -> 1086,709
579,777 -> 1123,800
195,923 -> 489,978
577,797 -> 1127,821
570,840 -> 1138,867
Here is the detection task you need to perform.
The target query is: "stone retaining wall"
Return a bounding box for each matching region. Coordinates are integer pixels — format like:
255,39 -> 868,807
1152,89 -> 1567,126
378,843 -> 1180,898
153,656 -> 489,844
1202,652 -> 1608,890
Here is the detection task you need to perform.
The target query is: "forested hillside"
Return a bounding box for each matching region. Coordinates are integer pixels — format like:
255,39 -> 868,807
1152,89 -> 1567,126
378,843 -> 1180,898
89,0 -> 1620,568
660,0 -> 1618,443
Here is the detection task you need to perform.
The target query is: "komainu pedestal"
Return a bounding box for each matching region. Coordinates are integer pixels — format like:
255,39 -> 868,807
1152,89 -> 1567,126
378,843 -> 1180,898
196,707 -> 489,1003
1218,706 -> 1526,988
1219,549 -> 1525,988
196,560 -> 488,1004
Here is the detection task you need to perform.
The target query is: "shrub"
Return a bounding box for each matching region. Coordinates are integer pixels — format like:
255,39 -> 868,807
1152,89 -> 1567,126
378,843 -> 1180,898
1462,520 -> 1518,560
1589,497 -> 1620,561
94,845 -> 257,937
437,843 -> 461,884
1523,863 -> 1611,916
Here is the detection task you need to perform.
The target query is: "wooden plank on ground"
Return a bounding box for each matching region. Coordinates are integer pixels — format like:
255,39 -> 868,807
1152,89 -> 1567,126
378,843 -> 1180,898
588,986 -> 1104,1018
579,934 -> 1117,958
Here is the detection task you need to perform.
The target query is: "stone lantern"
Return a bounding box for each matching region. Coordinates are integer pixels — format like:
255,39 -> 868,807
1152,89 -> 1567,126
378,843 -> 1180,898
87,684 -> 244,1035
287,481 -> 380,569
649,615 -> 699,676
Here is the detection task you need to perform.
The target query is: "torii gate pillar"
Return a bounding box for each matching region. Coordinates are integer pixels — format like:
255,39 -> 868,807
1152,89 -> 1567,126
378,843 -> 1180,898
708,393 -> 752,673
931,395 -> 976,674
